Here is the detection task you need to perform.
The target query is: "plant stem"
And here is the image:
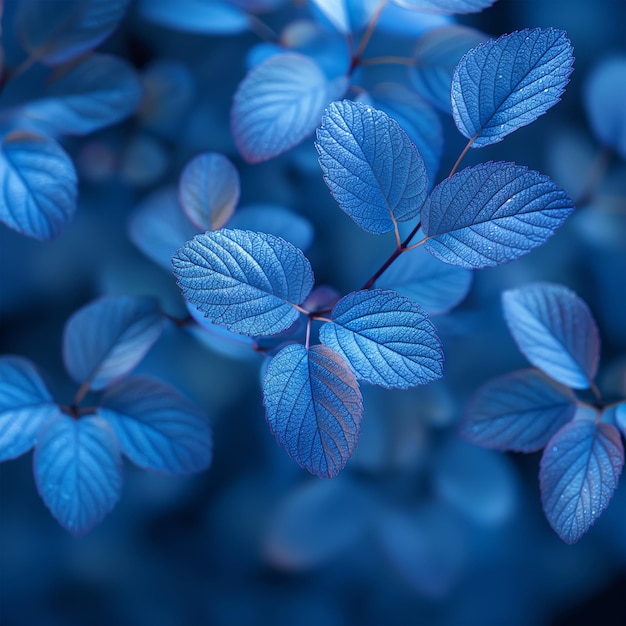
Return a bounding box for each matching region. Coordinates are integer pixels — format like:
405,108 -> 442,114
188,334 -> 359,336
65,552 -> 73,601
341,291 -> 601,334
352,0 -> 388,63
449,134 -> 477,178
357,56 -> 415,67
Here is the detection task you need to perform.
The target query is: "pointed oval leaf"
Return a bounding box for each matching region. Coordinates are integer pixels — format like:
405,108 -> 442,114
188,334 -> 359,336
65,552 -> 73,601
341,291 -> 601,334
616,404 -> 626,439
22,54 -> 142,136
34,415 -> 123,536
316,100 -> 428,234
172,229 -> 314,336
179,152 -> 240,231
63,295 -> 165,391
461,369 -> 578,452
376,246 -> 472,314
421,162 -> 574,269
0,132 -> 77,240
502,283 -> 600,389
392,0 -> 497,14
263,344 -> 363,478
310,0 -> 350,33
540,420 -> 624,544
319,289 -> 443,389
0,356 -> 59,461
451,28 -> 574,147
17,0 -> 130,66
232,53 -> 348,163
99,377 -> 212,474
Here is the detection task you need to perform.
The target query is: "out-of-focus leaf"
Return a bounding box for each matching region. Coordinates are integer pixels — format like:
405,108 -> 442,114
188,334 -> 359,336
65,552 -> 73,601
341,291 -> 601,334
392,0 -> 497,14
310,0 -> 349,33
616,403 -> 626,439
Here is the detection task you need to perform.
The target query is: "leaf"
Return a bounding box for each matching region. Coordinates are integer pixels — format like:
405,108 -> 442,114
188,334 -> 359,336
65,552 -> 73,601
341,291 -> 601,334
502,283 -> 600,389
376,246 -> 472,314
540,420 -> 624,544
0,131 -> 77,240
172,229 -> 314,336
263,344 -> 363,478
0,356 -> 59,461
461,369 -> 578,452
583,56 -> 626,160
316,100 -> 428,234
63,295 -> 165,391
21,54 -> 142,136
232,53 -> 348,163
319,289 -> 443,389
179,153 -> 240,231
310,0 -> 349,33
99,377 -> 212,474
451,28 -> 574,147
616,403 -> 626,439
16,0 -> 130,66
392,0 -> 497,14
420,162 -> 574,269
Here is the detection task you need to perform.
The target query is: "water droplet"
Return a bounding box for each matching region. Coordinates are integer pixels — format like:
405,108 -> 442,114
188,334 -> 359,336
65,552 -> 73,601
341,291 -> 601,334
552,446 -> 558,452
543,88 -> 549,93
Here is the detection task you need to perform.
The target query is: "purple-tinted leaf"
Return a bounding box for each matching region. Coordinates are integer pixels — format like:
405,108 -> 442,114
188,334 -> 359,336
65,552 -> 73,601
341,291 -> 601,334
63,295 -> 165,390
34,415 -> 122,536
392,0 -> 497,14
540,420 -> 624,544
502,283 -> 600,389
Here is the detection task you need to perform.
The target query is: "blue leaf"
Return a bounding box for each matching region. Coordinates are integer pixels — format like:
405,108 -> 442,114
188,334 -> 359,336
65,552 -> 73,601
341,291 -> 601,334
310,0 -> 350,33
16,0 -> 130,66
376,246 -> 472,314
583,56 -> 626,160
420,162 -> 574,269
0,131 -> 77,240
392,0 -> 497,14
179,153 -> 240,231
63,295 -> 165,391
616,404 -> 626,439
172,229 -> 314,336
128,187 -> 200,271
0,356 -> 59,461
540,419 -> 624,544
263,344 -> 363,478
34,414 -> 123,536
138,0 -> 249,34
409,25 -> 488,114
21,54 -> 142,136
99,377 -> 212,474
232,53 -> 348,163
316,100 -> 428,234
451,28 -> 574,147
319,289 -> 443,389
502,283 -> 600,389
461,369 -> 578,452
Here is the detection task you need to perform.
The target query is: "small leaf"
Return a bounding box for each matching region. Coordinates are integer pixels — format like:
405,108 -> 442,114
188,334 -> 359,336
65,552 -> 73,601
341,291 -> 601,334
99,377 -> 212,474
263,344 -> 363,478
17,0 -> 130,66
179,153 -> 240,230
461,369 -> 578,452
172,229 -> 314,336
502,283 -> 600,389
451,28 -> 574,147
0,356 -> 59,461
316,100 -> 428,234
540,420 -> 624,544
615,404 -> 626,439
421,162 -> 574,269
319,289 -> 443,389
310,0 -> 349,33
63,295 -> 165,391
376,246 -> 472,314
392,0 -> 497,14
232,53 -> 348,163
22,54 -> 142,136
0,131 -> 77,240
34,415 -> 123,536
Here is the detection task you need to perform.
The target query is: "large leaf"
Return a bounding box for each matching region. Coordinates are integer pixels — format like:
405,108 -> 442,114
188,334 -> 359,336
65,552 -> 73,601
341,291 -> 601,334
263,344 -> 363,478
0,131 -> 77,240
319,289 -> 443,389
232,53 -> 348,163
461,369 -> 578,452
16,0 -> 130,66
0,356 -> 59,461
63,295 -> 165,391
420,162 -> 574,269
392,0 -> 497,14
540,419 -> 623,544
451,28 -> 574,147
34,415 -> 123,536
502,283 -> 600,389
172,229 -> 314,336
99,377 -> 212,474
316,100 -> 428,234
